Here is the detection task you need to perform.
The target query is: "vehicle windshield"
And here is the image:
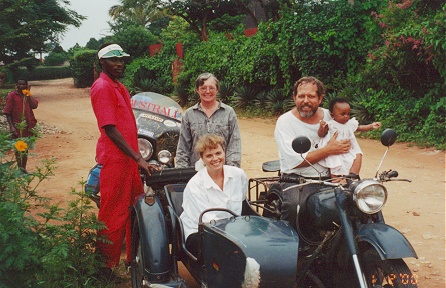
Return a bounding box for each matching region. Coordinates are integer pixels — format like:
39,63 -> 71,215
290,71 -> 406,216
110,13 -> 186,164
131,92 -> 182,121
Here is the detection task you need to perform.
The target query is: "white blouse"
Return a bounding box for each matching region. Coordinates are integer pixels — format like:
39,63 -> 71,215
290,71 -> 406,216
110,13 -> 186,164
180,165 -> 248,240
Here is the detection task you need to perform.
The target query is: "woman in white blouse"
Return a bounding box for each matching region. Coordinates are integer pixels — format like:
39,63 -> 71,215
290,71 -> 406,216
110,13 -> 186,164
180,134 -> 248,255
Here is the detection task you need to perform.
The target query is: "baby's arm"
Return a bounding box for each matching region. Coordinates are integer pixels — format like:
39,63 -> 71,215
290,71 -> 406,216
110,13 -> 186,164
357,122 -> 381,132
318,120 -> 329,137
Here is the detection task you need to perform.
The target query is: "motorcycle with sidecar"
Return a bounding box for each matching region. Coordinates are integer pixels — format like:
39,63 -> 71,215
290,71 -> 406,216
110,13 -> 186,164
130,129 -> 418,287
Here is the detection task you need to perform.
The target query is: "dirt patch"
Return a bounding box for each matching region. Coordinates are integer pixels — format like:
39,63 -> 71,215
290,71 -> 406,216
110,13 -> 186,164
23,78 -> 445,287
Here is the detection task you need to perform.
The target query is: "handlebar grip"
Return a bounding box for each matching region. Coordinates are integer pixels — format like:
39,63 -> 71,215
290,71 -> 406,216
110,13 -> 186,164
388,170 -> 399,178
144,167 -> 197,189
279,174 -> 303,184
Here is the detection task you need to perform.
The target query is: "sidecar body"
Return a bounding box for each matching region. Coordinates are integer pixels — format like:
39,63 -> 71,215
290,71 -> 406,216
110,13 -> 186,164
131,168 -> 299,288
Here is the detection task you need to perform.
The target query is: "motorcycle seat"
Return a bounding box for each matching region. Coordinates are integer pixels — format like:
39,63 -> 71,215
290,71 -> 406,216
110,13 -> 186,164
262,160 -> 281,172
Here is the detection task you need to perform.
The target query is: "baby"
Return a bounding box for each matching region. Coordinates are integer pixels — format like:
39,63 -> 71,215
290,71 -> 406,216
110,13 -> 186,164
318,97 -> 381,178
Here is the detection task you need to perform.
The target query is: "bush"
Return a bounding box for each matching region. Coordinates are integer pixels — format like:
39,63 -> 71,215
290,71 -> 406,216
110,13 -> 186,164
9,66 -> 73,81
70,49 -> 97,88
122,51 -> 176,95
44,52 -> 68,66
0,131 -> 109,287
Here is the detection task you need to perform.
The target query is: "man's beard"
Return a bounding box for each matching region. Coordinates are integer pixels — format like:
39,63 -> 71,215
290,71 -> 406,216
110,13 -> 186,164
298,105 -> 317,118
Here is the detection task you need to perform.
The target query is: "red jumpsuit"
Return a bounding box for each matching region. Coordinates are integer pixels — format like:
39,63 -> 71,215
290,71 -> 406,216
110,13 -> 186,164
90,73 -> 143,268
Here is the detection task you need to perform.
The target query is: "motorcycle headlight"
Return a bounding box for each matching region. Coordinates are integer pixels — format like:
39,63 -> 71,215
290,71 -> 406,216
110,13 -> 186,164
352,180 -> 387,214
138,138 -> 153,160
157,150 -> 172,164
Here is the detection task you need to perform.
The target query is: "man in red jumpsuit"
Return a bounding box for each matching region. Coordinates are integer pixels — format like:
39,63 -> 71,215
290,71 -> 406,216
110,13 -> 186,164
90,43 -> 156,280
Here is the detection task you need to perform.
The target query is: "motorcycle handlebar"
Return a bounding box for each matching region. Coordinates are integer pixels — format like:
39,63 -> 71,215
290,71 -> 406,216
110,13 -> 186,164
378,170 -> 411,182
281,178 -> 341,192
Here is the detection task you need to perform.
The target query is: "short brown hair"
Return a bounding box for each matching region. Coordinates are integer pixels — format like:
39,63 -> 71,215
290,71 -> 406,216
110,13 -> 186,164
195,72 -> 220,91
195,134 -> 226,156
293,76 -> 326,98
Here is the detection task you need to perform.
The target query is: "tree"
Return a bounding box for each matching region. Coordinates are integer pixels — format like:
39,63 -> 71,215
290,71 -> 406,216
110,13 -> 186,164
44,43 -> 67,66
108,23 -> 159,58
0,0 -> 85,68
158,0 -> 254,41
109,0 -> 167,27
85,38 -> 101,50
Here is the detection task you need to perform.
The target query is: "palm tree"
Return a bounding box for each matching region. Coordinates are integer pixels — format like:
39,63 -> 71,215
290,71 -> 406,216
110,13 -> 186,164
109,0 -> 167,27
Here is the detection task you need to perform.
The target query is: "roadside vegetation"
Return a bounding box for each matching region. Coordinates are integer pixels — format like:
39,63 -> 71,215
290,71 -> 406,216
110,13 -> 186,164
1,0 -> 444,149
0,130 -> 119,287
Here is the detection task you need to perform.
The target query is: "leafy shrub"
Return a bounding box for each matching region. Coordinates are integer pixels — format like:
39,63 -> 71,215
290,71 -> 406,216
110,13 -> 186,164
11,66 -> 73,81
232,85 -> 259,109
44,52 -> 68,66
131,77 -> 171,95
0,132 -> 109,287
123,53 -> 175,95
264,88 -> 293,116
218,82 -> 235,104
70,49 -> 97,88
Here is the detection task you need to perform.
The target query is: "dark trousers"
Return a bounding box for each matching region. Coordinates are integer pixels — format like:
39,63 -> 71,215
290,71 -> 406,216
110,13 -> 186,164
279,183 -> 322,231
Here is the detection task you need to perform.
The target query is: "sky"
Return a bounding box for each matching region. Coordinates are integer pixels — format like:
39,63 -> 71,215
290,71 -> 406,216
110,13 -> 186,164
59,0 -> 120,50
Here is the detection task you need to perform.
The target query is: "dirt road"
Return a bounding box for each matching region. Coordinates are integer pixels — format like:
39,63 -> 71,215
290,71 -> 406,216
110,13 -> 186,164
26,78 -> 444,287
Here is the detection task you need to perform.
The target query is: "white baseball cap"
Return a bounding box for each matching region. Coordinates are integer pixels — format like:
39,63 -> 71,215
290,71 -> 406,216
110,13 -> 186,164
98,44 -> 130,59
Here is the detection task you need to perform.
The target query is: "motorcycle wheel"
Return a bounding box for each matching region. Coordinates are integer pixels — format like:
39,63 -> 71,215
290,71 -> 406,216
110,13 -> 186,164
361,249 -> 418,288
131,219 -> 144,288
262,184 -> 282,219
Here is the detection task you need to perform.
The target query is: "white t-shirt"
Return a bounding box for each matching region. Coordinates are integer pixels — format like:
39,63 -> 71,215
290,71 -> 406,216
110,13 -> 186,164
180,165 -> 248,240
274,109 -> 331,177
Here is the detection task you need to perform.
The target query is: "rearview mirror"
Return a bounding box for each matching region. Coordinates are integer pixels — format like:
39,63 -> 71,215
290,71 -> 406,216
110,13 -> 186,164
292,136 -> 311,154
381,129 -> 397,147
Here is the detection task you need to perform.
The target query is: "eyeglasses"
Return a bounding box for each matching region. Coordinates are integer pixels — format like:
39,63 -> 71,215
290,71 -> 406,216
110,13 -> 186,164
198,86 -> 217,92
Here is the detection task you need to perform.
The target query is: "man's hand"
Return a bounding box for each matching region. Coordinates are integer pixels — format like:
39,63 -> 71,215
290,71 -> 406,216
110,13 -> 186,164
326,131 -> 351,155
136,157 -> 159,176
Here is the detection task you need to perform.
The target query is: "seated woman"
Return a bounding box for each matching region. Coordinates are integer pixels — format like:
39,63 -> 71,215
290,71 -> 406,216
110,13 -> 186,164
180,134 -> 248,256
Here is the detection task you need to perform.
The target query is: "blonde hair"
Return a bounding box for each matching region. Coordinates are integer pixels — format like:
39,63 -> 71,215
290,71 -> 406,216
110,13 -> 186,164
195,134 -> 226,157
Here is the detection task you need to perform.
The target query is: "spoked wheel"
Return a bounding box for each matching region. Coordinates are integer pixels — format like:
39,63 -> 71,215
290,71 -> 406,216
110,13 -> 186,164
131,219 -> 145,288
361,249 -> 418,288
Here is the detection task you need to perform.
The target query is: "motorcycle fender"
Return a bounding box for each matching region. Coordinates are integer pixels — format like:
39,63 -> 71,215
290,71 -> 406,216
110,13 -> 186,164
356,223 -> 418,260
133,194 -> 171,281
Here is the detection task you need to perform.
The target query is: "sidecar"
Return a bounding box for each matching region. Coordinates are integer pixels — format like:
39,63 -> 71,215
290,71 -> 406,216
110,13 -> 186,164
131,168 -> 299,288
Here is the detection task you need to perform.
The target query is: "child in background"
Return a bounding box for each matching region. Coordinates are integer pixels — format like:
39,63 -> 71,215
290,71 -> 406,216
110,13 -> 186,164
318,97 -> 381,178
3,79 -> 38,173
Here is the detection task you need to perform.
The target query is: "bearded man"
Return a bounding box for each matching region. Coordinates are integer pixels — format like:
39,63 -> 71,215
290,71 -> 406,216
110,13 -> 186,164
274,76 -> 353,231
